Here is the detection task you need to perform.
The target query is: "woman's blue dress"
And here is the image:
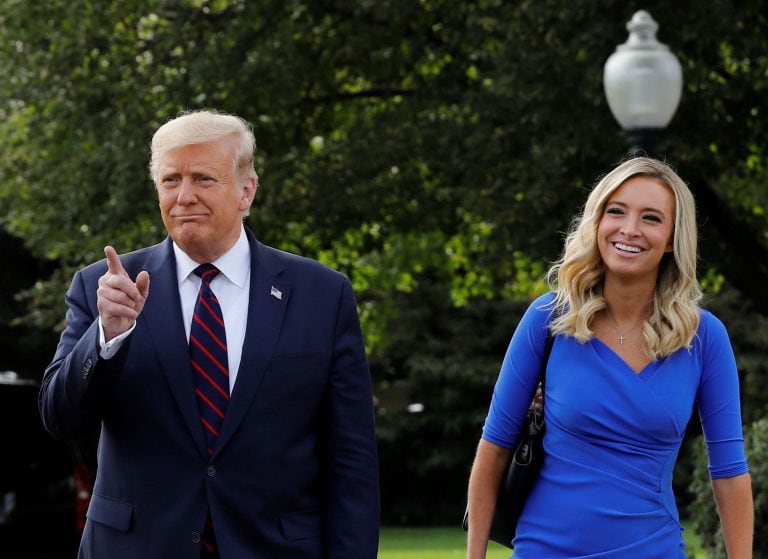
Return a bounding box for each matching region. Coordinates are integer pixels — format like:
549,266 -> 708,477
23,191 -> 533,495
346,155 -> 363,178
482,293 -> 748,558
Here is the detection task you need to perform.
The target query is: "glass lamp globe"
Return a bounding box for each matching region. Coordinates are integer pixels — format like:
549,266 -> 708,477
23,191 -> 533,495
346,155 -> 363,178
603,10 -> 683,132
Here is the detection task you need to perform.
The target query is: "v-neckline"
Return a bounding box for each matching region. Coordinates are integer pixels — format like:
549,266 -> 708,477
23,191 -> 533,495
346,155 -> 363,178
590,336 -> 658,377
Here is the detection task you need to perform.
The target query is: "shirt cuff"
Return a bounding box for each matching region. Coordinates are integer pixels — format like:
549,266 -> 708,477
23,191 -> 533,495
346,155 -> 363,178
98,318 -> 136,359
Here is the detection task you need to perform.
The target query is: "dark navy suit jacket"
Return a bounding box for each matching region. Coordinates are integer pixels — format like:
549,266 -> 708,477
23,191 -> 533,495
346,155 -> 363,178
40,229 -> 380,558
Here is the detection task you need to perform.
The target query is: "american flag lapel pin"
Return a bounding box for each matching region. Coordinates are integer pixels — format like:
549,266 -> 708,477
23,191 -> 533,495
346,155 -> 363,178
270,285 -> 283,300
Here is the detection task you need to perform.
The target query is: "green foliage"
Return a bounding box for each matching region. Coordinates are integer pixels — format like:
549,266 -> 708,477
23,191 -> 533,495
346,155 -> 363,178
0,0 -> 609,343
374,290 -> 532,524
688,418 -> 767,558
1,0 -> 768,527
4,0 -> 767,344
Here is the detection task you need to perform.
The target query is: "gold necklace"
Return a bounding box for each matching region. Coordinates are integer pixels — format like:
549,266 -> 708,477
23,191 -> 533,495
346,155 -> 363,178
605,308 -> 646,345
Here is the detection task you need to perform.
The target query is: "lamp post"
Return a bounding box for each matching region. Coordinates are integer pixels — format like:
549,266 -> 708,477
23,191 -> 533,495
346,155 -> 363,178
603,10 -> 682,156
601,11 -> 768,314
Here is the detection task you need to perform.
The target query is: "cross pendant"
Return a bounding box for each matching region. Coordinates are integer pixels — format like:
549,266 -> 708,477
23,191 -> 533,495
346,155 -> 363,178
618,334 -> 626,344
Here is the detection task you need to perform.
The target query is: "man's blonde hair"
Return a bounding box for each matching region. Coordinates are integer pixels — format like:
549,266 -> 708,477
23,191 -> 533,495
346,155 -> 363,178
149,109 -> 258,187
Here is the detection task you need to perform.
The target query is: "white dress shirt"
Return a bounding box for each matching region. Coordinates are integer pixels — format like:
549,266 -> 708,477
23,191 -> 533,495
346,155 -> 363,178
99,226 -> 251,393
173,227 -> 250,392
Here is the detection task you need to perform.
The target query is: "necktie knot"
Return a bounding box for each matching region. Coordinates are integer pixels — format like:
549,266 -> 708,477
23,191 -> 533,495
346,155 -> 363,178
194,264 -> 220,284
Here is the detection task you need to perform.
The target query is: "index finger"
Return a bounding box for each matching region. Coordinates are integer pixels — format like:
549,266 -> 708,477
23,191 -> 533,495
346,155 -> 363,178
104,245 -> 126,276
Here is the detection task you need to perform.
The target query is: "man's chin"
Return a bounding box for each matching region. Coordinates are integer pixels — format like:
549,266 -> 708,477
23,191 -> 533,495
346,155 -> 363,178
171,226 -> 206,247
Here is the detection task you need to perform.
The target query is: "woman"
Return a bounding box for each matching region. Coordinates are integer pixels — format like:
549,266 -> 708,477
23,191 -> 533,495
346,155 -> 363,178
466,157 -> 753,558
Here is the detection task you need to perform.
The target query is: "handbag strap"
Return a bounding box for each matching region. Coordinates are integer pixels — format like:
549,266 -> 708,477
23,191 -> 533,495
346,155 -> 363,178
539,328 -> 555,396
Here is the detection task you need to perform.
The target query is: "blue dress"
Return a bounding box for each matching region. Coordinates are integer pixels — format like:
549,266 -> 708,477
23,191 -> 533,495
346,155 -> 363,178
482,293 -> 748,558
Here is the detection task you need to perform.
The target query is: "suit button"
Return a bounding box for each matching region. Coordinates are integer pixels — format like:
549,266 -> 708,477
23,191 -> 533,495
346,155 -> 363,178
81,358 -> 93,379
207,465 -> 216,477
191,531 -> 201,543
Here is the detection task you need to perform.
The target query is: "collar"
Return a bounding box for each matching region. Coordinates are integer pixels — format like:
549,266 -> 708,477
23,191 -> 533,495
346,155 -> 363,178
173,226 -> 251,288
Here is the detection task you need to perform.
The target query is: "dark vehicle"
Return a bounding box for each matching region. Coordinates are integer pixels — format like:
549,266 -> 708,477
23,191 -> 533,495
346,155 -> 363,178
0,371 -> 95,555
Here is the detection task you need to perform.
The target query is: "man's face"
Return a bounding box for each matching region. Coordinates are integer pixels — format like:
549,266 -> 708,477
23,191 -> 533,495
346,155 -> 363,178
156,139 -> 256,263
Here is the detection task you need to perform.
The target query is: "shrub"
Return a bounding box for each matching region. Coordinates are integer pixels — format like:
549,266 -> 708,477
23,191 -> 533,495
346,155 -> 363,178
688,417 -> 767,557
373,291 -> 528,525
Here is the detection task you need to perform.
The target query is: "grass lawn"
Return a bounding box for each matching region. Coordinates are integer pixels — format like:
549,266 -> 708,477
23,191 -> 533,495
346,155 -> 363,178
378,526 -> 509,558
378,525 -> 706,558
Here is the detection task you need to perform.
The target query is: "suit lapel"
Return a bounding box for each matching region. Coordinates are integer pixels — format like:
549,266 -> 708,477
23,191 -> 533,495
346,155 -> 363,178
215,233 -> 290,453
139,240 -> 208,457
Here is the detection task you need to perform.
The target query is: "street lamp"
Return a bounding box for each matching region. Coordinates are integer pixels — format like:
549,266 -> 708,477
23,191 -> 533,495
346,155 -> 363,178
603,10 -> 683,156
602,10 -> 768,313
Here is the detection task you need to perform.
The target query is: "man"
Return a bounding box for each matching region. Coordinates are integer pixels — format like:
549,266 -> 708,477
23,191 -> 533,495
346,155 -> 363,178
39,110 -> 380,558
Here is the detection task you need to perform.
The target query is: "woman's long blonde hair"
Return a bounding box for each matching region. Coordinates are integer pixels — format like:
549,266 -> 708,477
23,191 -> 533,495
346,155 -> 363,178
546,157 -> 702,360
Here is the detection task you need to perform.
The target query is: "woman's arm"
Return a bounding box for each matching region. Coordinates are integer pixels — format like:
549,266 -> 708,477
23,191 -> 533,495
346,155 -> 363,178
466,439 -> 512,559
712,473 -> 753,559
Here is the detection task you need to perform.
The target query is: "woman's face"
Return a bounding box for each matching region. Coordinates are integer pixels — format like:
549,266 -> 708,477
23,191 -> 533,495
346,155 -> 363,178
597,176 -> 675,284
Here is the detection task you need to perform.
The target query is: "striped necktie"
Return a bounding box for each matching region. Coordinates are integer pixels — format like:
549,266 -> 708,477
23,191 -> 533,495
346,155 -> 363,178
190,264 -> 228,558
190,264 -> 230,452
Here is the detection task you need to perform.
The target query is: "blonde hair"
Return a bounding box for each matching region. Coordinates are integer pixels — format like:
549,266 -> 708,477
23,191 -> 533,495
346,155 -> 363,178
546,157 -> 701,359
149,109 -> 259,187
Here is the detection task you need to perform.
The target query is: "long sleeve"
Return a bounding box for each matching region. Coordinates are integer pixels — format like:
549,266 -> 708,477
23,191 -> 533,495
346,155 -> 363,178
324,277 -> 380,558
696,311 -> 749,479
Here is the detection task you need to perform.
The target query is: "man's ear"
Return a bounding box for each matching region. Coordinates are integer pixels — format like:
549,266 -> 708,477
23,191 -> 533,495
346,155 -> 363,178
239,176 -> 258,211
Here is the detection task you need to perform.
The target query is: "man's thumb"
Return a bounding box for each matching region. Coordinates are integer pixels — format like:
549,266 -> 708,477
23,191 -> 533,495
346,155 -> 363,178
136,271 -> 150,299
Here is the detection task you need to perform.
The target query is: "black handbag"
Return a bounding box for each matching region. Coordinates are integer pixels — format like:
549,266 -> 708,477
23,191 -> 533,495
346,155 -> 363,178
462,331 -> 555,549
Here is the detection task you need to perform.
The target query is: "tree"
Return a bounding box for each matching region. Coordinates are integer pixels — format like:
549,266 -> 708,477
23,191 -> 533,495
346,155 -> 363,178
689,417 -> 768,558
2,0 -> 766,524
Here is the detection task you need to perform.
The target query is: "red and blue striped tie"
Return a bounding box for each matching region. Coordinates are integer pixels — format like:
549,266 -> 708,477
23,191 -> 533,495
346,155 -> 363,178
190,264 -> 228,558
